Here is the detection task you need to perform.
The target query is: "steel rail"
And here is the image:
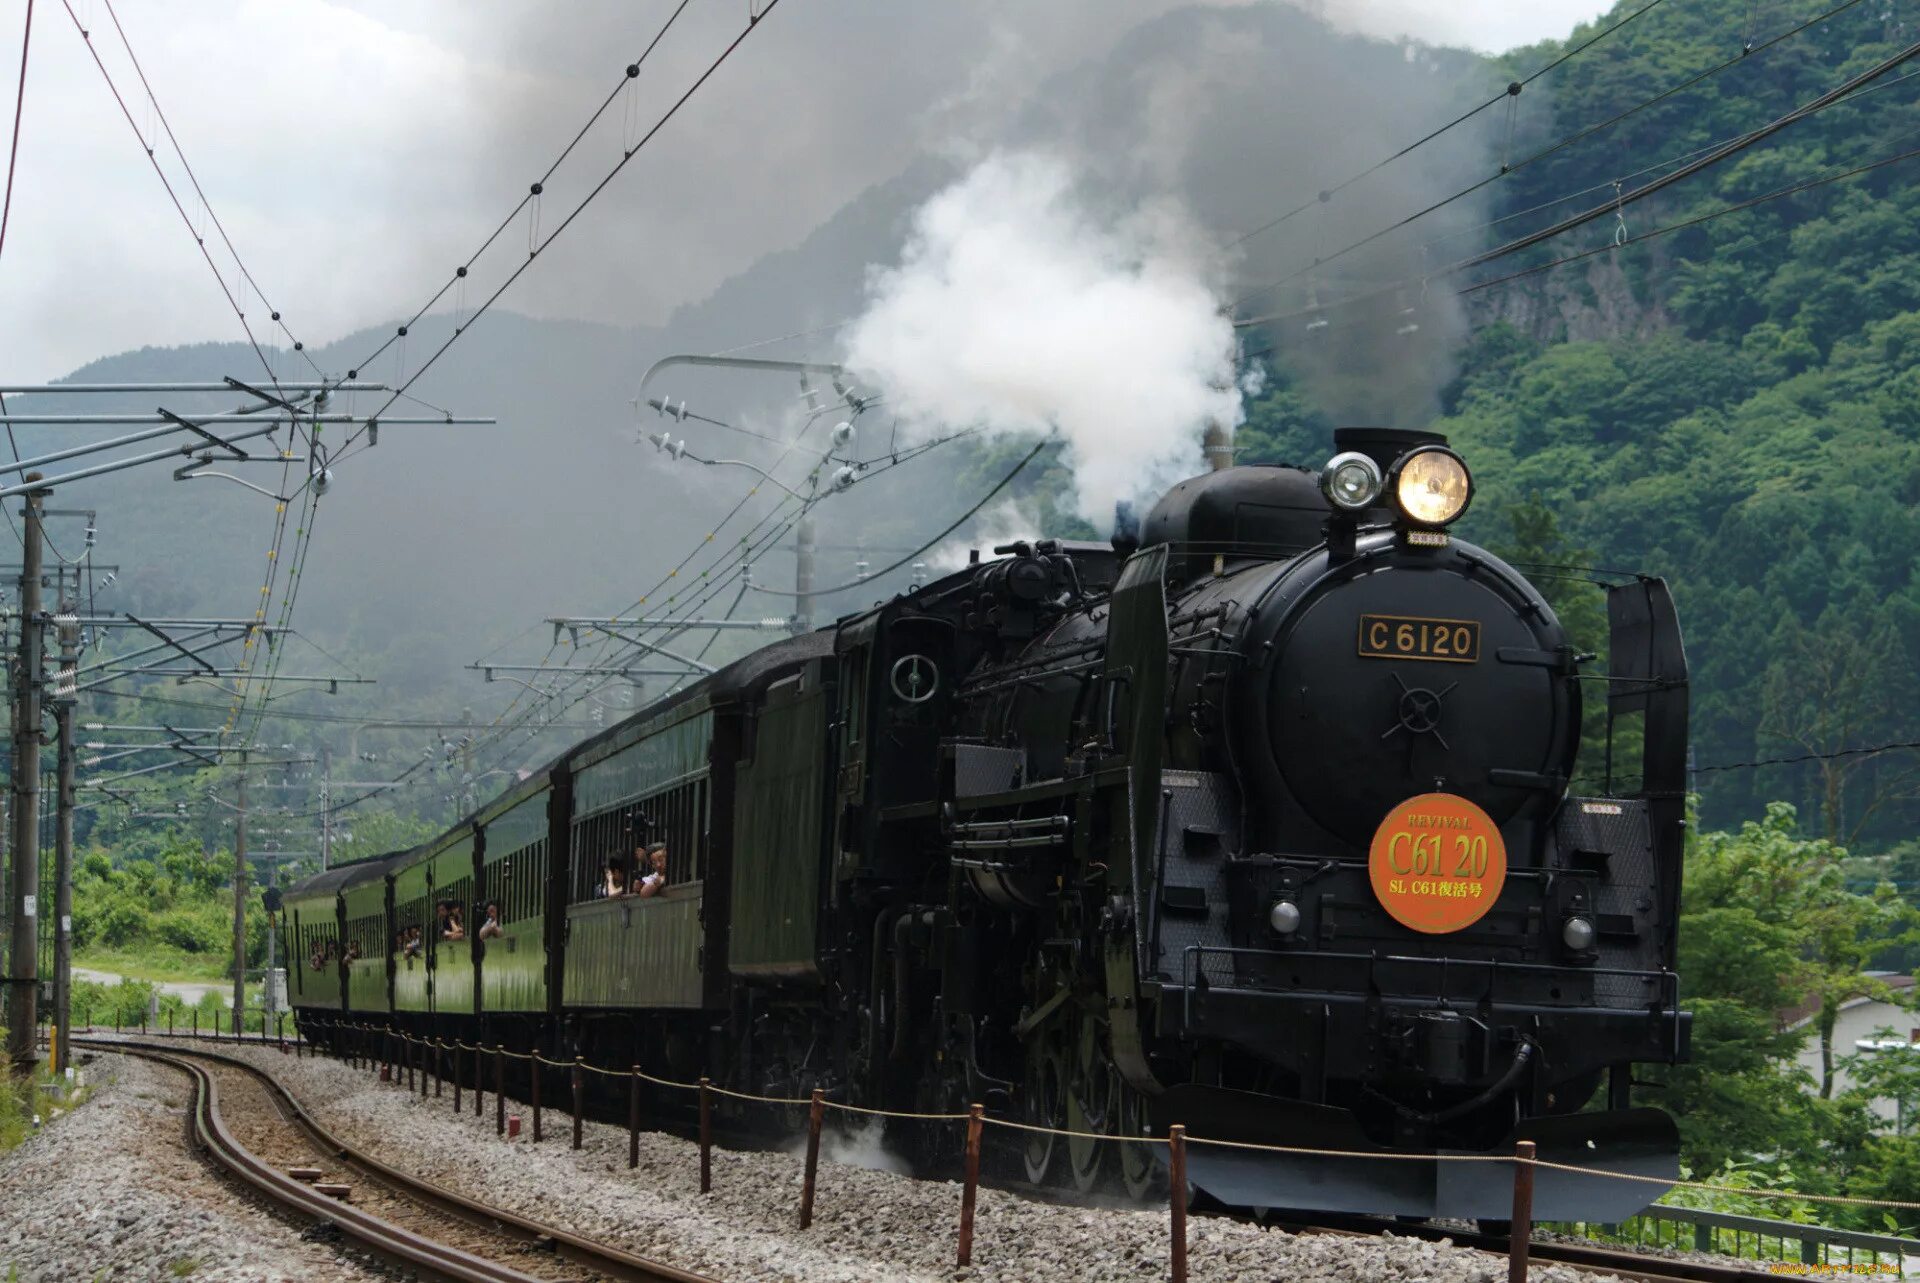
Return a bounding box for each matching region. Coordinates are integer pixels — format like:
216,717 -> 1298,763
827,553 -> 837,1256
1262,1212 -> 1795,1283
80,1037 -> 715,1283
129,1043 -> 544,1283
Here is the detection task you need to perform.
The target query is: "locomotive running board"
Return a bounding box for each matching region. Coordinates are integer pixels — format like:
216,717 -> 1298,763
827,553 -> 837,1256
1154,1086 -> 1678,1221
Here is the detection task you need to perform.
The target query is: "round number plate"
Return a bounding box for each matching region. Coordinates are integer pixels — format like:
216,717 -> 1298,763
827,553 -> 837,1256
1367,792 -> 1507,934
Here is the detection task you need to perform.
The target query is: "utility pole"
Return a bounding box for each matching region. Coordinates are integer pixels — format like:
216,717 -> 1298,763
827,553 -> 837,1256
51,604 -> 77,1074
5,474 -> 46,1073
319,746 -> 332,871
230,750 -> 248,1023
793,515 -> 816,635
460,707 -> 474,817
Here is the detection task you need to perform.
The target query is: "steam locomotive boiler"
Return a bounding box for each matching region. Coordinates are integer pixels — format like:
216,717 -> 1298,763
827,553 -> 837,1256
285,426 -> 1689,1221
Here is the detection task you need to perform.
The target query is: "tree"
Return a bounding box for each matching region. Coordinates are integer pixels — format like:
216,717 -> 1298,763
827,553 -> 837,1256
1687,803 -> 1919,1100
1838,1030 -> 1920,1137
1759,615 -> 1920,846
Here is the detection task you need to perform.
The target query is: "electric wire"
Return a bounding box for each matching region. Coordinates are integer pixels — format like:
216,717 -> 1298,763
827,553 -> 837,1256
99,0 -> 321,378
1578,736 -> 1920,789
345,0 -> 700,383
336,0 -> 780,458
58,0 -> 289,392
60,0 -> 328,747
1233,42 -> 1920,332
1422,63 -> 1920,251
1461,137 -> 1920,294
744,440 -> 1048,599
1236,110 -> 1920,341
0,0 -> 30,272
1233,0 -> 1875,314
0,3 -> 33,548
1225,0 -> 1675,251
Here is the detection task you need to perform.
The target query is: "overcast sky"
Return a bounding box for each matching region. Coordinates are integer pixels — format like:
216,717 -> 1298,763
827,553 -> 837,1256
0,0 -> 1613,382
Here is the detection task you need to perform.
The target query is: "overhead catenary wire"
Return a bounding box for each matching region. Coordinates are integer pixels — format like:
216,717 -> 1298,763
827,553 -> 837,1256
1460,137 -> 1920,294
1234,38 -> 1920,333
57,0 -> 293,394
0,0 -> 31,272
334,0 -> 783,459
98,0 -> 320,378
1422,63 -> 1920,252
1225,0 -> 1675,252
0,3 -> 34,548
344,0 -> 700,385
745,440 -> 1048,599
1233,0 -> 1875,314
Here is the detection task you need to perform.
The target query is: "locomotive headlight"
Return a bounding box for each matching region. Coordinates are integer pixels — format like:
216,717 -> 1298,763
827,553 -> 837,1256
1562,915 -> 1596,952
1269,900 -> 1301,936
1391,446 -> 1473,527
1321,452 -> 1383,511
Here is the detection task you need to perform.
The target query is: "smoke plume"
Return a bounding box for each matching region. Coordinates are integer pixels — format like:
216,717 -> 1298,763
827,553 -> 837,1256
842,151 -> 1242,532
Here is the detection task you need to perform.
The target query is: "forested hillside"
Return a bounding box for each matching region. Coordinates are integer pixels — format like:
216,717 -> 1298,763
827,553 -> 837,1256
1237,0 -> 1920,854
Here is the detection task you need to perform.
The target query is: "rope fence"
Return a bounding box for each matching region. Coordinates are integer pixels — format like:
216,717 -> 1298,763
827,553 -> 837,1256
73,1015 -> 1920,1282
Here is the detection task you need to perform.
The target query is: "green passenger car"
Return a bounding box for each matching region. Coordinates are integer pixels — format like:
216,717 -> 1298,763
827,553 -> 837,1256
562,701 -> 714,1010
340,854 -> 399,1015
478,778 -> 552,1014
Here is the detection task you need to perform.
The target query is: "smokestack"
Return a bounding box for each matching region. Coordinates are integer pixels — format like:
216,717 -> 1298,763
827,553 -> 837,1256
1203,417 -> 1233,472
1111,499 -> 1140,558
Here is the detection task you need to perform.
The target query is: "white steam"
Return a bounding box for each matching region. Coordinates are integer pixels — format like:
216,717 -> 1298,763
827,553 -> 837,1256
929,497 -> 1040,572
843,151 -> 1243,532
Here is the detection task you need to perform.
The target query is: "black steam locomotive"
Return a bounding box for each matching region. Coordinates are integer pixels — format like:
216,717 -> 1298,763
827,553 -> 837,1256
285,427 -> 1689,1220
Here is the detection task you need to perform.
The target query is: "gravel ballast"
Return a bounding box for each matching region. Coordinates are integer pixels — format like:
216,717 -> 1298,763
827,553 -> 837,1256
129,1034 -> 1657,1283
0,1050 -> 391,1283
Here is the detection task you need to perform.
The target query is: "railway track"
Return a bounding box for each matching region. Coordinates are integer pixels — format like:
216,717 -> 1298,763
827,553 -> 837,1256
78,1034 -> 1792,1283
75,1036 -> 714,1283
1270,1213 -> 1782,1283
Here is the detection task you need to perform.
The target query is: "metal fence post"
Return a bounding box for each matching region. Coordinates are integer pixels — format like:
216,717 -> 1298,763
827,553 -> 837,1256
629,1067 -> 642,1169
495,1047 -> 505,1136
473,1043 -> 484,1118
958,1103 -> 984,1267
1169,1125 -> 1189,1283
531,1056 -> 543,1142
571,1058 -> 585,1151
699,1077 -> 712,1193
454,1046 -> 463,1113
800,1088 -> 825,1230
1508,1140 -> 1537,1283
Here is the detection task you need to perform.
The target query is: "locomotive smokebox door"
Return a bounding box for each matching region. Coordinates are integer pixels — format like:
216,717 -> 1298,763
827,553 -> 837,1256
1259,545 -> 1579,847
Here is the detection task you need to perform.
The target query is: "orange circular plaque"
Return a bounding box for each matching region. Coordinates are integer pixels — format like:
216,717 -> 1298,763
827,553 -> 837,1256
1368,792 -> 1508,934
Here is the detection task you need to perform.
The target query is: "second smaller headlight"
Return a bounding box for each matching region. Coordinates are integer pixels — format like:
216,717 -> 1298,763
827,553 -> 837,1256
1562,915 -> 1596,952
1321,451 -> 1383,511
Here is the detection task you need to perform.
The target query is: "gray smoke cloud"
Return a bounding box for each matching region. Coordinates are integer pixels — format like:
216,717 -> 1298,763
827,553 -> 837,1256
25,1 -> 1515,780
464,1 -> 1494,427
843,151 -> 1242,530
